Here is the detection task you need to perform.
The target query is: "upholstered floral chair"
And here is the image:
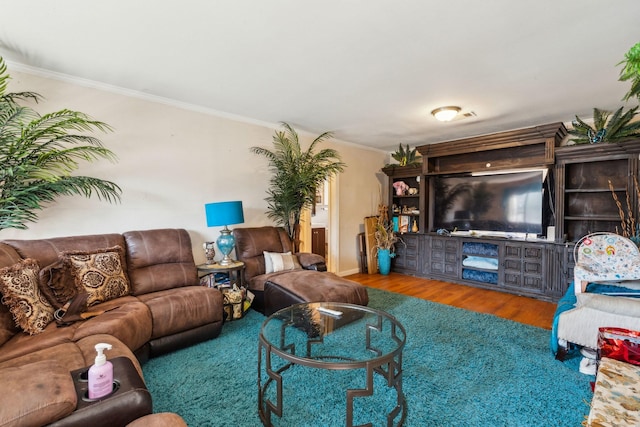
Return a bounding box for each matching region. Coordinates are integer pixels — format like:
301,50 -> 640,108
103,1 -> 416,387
573,232 -> 640,294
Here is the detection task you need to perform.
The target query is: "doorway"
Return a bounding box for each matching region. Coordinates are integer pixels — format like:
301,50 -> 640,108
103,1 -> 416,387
301,178 -> 337,272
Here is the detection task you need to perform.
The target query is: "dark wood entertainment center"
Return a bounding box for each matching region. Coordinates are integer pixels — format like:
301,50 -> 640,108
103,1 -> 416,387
383,122 -> 640,302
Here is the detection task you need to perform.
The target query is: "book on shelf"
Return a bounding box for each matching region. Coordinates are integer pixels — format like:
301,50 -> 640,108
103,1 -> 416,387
399,215 -> 410,233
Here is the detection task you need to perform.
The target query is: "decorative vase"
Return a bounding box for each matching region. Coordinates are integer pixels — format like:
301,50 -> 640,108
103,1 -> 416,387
203,242 -> 216,265
377,248 -> 393,275
412,220 -> 418,233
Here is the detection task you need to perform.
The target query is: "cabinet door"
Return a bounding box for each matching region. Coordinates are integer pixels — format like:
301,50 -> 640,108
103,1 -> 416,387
522,244 -> 544,292
392,234 -> 420,275
502,243 -> 522,288
311,227 -> 326,257
501,242 -> 545,293
429,237 -> 459,279
546,244 -> 574,298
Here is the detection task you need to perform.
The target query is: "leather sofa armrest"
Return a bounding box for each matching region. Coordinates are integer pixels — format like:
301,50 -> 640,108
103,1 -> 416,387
304,262 -> 327,272
296,253 -> 327,271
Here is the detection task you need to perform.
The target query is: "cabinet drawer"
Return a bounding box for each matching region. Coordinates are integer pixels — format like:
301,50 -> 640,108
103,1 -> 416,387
504,272 -> 521,287
523,275 -> 543,291
504,259 -> 521,272
524,246 -> 543,260
431,250 -> 445,262
431,238 -> 457,251
504,245 -> 522,258
524,261 -> 542,275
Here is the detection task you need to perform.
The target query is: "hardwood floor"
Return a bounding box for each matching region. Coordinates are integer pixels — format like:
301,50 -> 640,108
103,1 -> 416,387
345,272 -> 557,330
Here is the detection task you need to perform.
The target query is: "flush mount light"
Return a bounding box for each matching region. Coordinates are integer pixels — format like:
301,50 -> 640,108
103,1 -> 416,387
431,106 -> 461,122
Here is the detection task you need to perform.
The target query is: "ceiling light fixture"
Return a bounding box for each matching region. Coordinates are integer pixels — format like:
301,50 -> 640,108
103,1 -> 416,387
431,106 -> 461,122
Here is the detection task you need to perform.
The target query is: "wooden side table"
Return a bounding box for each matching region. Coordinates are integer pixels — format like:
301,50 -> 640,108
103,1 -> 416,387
197,261 -> 248,320
197,261 -> 245,288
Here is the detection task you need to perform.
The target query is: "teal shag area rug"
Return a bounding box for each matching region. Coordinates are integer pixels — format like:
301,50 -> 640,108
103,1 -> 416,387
142,288 -> 592,426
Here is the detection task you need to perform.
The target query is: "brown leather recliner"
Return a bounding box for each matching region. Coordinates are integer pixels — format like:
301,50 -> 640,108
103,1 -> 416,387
233,226 -> 369,315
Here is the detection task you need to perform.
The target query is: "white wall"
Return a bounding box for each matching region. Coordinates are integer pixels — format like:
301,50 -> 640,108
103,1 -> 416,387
1,69 -> 388,275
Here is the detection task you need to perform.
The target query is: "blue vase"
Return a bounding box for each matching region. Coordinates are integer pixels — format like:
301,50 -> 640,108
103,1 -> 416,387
378,248 -> 393,275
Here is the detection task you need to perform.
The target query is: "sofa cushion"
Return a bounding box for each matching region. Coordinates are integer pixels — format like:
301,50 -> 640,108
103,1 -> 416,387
0,318 -> 79,365
72,297 -> 152,352
233,226 -> 293,280
0,360 -> 77,427
0,336 -> 143,380
63,246 -> 131,307
0,304 -> 19,348
0,243 -> 22,270
0,259 -> 54,335
124,229 -> 199,295
2,234 -> 126,272
136,286 -> 223,339
0,245 -> 23,345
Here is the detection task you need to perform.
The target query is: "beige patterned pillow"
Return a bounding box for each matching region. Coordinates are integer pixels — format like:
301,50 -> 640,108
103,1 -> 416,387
62,246 -> 130,306
0,259 -> 54,335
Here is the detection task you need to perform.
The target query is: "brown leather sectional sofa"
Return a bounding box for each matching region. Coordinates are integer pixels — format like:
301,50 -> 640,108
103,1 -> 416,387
0,228 -> 224,427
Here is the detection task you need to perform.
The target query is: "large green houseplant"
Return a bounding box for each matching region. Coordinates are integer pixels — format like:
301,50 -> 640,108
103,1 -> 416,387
0,57 -> 121,231
619,41 -> 640,102
251,122 -> 345,251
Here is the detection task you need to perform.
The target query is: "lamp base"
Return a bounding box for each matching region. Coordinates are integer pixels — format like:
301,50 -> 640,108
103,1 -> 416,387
216,226 -> 236,266
218,255 -> 236,266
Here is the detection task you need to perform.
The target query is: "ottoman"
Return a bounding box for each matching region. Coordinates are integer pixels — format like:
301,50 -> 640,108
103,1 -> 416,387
263,269 -> 369,316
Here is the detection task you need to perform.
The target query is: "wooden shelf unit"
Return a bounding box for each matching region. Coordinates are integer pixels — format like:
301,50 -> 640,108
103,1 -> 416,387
380,122 -> 640,301
555,140 -> 640,242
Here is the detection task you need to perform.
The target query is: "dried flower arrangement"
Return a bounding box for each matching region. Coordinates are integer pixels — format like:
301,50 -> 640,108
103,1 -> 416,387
373,204 -> 402,252
608,177 -> 640,245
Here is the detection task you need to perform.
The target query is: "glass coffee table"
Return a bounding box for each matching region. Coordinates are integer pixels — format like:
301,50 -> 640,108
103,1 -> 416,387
258,302 -> 406,426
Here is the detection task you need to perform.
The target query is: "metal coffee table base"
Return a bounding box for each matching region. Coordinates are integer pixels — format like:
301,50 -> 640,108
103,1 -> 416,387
257,303 -> 406,427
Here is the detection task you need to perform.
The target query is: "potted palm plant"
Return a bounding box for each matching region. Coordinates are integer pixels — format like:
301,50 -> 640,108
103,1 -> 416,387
0,56 -> 122,231
251,122 -> 345,251
386,143 -> 421,167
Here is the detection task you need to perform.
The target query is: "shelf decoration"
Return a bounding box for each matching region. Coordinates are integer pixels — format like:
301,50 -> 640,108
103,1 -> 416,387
393,180 -> 409,196
567,107 -> 640,145
386,144 -> 421,167
609,177 -> 640,246
373,204 -> 403,275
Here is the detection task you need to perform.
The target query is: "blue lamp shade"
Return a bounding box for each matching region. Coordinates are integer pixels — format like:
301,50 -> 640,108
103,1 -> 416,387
204,201 -> 244,266
205,201 -> 244,227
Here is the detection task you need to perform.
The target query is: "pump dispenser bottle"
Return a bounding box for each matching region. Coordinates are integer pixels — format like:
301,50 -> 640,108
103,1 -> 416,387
88,343 -> 113,399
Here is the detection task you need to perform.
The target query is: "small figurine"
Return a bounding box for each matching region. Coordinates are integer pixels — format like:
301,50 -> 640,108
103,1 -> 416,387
393,181 -> 409,196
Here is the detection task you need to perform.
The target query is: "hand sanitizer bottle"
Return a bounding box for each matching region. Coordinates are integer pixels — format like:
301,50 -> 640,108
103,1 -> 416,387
88,343 -> 113,399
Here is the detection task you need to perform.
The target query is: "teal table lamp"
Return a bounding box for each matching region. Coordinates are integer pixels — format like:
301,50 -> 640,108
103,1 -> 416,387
204,201 -> 245,265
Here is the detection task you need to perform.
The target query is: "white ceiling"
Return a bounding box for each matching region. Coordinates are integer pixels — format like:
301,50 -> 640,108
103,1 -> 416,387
1,1 -> 639,151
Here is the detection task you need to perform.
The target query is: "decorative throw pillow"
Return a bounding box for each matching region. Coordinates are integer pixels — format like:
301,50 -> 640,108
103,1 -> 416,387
38,259 -> 78,309
263,251 -> 301,273
0,258 -> 55,335
62,246 -> 130,306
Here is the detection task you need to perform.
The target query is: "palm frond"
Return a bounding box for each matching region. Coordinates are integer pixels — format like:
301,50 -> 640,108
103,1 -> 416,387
0,55 -> 122,230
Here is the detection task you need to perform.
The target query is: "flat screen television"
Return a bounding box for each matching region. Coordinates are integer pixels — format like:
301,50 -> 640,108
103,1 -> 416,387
433,170 -> 545,235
